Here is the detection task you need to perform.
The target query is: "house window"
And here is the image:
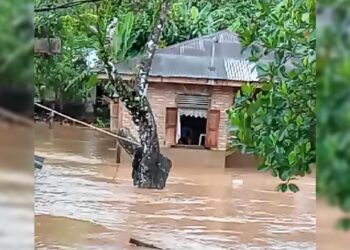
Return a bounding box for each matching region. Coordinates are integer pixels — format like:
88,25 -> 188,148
176,94 -> 209,147
165,94 -> 221,149
176,108 -> 207,146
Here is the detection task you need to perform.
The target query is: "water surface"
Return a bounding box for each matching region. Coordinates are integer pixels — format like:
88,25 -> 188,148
35,124 -> 316,249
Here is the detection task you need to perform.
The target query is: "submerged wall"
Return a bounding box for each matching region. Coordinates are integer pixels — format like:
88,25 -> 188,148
120,147 -> 227,168
224,151 -> 260,169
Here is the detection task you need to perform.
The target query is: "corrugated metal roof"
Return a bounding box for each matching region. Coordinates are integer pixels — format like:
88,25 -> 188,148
224,59 -> 259,81
114,30 -> 273,82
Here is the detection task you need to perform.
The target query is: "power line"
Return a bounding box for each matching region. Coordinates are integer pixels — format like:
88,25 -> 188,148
35,0 -> 102,12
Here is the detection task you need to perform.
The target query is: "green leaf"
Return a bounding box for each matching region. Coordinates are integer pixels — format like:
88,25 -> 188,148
302,13 -> 309,23
336,218 -> 350,231
269,133 -> 278,146
191,6 -> 199,20
308,30 -> 316,42
230,20 -> 241,32
86,74 -> 98,90
288,151 -> 297,165
262,83 -> 271,91
271,168 -> 278,177
64,80 -> 74,92
112,12 -> 136,62
281,170 -> 290,181
276,183 -> 288,192
283,115 -> 290,123
288,183 -> 300,193
296,116 -> 303,127
278,129 -> 288,142
242,83 -> 256,97
306,0 -> 314,10
258,163 -> 270,172
281,83 -> 288,95
305,142 -> 311,153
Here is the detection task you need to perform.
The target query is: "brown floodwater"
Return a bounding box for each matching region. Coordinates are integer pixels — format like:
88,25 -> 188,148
34,123 -> 316,250
0,124 -> 33,250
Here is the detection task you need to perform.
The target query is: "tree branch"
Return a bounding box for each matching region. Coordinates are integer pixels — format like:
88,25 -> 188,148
135,0 -> 171,96
95,0 -> 170,127
93,7 -> 137,115
35,0 -> 102,12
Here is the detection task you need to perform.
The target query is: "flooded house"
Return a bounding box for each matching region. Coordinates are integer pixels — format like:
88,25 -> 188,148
98,30 -> 265,167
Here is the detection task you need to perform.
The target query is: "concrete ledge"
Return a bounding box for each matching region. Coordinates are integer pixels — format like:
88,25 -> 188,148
120,147 -> 226,168
225,151 -> 260,168
120,148 -> 260,169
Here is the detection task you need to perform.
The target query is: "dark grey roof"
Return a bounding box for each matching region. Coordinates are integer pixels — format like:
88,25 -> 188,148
115,30 -> 274,81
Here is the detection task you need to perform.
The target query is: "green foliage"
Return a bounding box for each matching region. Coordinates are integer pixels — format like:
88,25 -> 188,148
94,117 -> 110,128
34,0 -> 237,103
317,2 -> 350,226
227,0 -> 316,191
276,183 -> 288,193
163,1 -> 222,44
0,0 -> 33,85
35,0 -> 101,103
288,183 -> 300,193
336,218 -> 350,231
112,12 -> 137,62
276,182 -> 300,193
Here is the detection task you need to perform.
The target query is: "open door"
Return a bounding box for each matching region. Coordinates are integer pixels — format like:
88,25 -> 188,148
205,110 -> 220,148
165,107 -> 178,145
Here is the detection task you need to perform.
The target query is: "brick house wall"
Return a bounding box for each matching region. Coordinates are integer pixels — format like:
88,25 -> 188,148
211,86 -> 236,150
117,82 -> 236,151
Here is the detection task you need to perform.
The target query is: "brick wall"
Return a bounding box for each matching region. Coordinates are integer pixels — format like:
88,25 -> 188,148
210,86 -> 235,150
118,82 -> 235,150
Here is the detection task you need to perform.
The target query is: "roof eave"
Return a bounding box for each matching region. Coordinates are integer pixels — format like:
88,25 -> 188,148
97,72 -> 261,87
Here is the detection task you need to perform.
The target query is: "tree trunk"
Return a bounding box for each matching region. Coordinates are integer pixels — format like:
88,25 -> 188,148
135,99 -> 171,189
100,0 -> 172,189
119,100 -> 172,189
116,128 -> 139,155
116,119 -> 171,189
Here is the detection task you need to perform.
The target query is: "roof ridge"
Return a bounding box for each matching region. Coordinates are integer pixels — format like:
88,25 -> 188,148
157,29 -> 233,52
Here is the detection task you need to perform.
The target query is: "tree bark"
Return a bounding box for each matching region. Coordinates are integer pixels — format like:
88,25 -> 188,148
100,0 -> 172,189
116,128 -> 139,156
116,127 -> 171,189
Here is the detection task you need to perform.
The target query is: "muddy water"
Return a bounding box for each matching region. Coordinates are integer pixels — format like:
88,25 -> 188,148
0,125 -> 33,250
317,201 -> 350,250
35,124 -> 316,250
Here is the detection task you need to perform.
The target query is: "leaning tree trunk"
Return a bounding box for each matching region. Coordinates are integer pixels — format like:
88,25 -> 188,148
131,98 -> 171,189
100,0 -> 172,189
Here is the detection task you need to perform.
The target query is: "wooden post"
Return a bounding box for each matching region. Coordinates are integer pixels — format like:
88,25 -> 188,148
110,100 -> 121,163
129,238 -> 161,249
110,100 -> 119,132
49,103 -> 55,129
116,140 -> 121,164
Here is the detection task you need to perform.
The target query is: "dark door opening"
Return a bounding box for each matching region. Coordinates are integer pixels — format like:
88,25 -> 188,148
178,115 -> 207,146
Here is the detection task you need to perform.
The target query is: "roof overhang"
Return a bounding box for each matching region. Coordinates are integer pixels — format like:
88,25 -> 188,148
97,73 -> 261,88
